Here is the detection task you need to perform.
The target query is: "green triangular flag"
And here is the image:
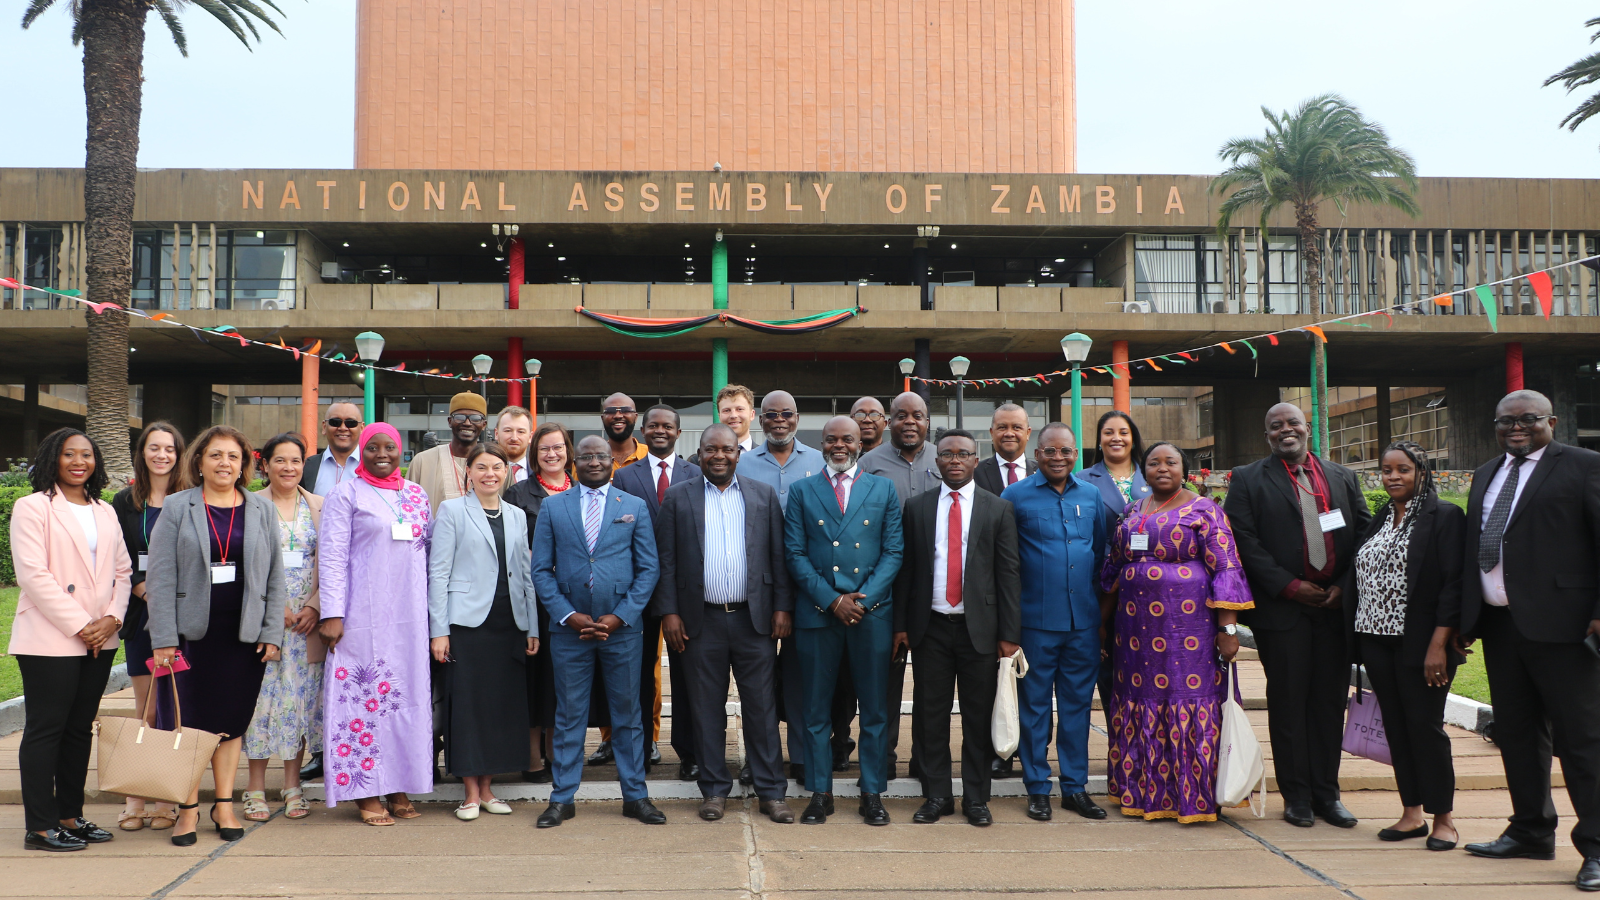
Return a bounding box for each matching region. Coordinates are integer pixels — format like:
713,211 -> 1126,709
1239,339 -> 1257,359
1474,285 -> 1498,332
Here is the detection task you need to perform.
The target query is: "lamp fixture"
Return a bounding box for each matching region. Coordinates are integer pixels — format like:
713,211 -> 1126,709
525,358 -> 542,377
1061,332 -> 1094,364
916,225 -> 941,238
898,358 -> 916,376
948,356 -> 971,378
471,354 -> 493,377
354,331 -> 385,362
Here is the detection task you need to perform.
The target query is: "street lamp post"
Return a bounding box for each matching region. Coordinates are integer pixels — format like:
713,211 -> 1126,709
949,355 -> 971,429
1060,332 -> 1093,473
525,358 -> 542,429
898,357 -> 915,394
354,331 -> 385,423
471,354 -> 494,401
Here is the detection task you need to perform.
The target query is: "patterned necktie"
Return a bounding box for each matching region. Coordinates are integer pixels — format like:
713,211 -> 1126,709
1478,456 -> 1526,572
946,491 -> 963,608
833,472 -> 851,513
657,461 -> 670,504
1293,465 -> 1327,571
1004,462 -> 1019,485
584,489 -> 602,587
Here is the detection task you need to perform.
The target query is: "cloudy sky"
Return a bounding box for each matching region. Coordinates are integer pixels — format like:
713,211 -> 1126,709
2,0 -> 1597,178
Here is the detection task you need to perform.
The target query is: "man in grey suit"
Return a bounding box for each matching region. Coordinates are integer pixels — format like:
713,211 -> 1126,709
655,425 -> 796,824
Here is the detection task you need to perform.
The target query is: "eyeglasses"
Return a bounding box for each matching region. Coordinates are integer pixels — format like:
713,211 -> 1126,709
762,410 -> 797,421
326,417 -> 361,429
892,411 -> 929,422
448,413 -> 486,424
602,406 -> 636,416
1493,414 -> 1551,428
575,452 -> 614,463
936,450 -> 978,461
851,411 -> 887,422
1036,447 -> 1076,459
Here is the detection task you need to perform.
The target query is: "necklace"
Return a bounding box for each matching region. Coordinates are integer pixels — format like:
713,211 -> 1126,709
483,504 -> 503,519
537,471 -> 571,492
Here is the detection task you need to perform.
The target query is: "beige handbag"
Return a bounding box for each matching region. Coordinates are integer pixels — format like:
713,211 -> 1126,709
94,671 -> 221,804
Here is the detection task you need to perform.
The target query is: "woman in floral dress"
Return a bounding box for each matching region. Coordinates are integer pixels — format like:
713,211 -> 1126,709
316,423 -> 434,826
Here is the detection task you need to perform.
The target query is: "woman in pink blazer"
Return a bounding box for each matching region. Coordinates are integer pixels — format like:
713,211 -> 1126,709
8,428 -> 131,853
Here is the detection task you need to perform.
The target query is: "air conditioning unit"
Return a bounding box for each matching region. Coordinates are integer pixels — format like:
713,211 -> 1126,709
1123,300 -> 1152,314
320,262 -> 339,282
259,298 -> 291,311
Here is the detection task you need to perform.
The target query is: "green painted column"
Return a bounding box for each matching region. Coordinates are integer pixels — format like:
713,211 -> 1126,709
712,231 -> 728,399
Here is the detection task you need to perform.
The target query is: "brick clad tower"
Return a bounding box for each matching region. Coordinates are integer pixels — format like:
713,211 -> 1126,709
354,0 -> 1075,173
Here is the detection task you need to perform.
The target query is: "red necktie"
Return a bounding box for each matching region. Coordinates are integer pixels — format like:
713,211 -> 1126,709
833,472 -> 850,513
657,461 -> 670,504
1004,461 -> 1019,485
946,491 -> 963,608
513,464 -> 523,482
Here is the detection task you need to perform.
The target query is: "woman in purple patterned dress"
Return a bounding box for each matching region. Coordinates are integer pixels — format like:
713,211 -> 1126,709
1099,441 -> 1253,824
316,423 -> 434,826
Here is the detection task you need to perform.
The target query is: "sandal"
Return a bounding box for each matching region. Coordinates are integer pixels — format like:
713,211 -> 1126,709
282,787 -> 311,820
148,805 -> 177,830
357,804 -> 394,827
387,799 -> 421,820
117,809 -> 145,832
241,790 -> 271,822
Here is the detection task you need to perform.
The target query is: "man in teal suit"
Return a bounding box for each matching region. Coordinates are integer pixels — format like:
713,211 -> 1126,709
784,416 -> 904,826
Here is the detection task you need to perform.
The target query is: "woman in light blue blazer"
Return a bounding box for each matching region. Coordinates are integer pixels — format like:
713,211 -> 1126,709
1076,410 -> 1151,530
428,443 -> 539,821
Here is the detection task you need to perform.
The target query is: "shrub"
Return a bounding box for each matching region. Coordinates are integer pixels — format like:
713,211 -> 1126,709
1364,489 -> 1391,515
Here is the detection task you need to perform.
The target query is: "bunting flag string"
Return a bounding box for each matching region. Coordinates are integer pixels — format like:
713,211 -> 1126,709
576,305 -> 865,338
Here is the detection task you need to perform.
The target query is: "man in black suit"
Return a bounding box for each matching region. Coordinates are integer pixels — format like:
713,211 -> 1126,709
893,428 -> 1022,826
654,424 -> 796,824
1449,390 -> 1600,890
611,404 -> 701,779
1224,402 -> 1371,829
974,402 -> 1037,496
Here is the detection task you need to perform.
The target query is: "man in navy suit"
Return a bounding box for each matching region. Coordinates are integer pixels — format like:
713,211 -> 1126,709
530,435 -> 664,827
785,416 -> 904,826
612,404 -> 701,780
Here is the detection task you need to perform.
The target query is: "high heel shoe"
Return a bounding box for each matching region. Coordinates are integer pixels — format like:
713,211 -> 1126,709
170,803 -> 201,847
210,802 -> 245,842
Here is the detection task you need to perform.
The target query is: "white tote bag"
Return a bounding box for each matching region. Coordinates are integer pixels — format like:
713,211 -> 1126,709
1215,662 -> 1267,817
991,648 -> 1029,758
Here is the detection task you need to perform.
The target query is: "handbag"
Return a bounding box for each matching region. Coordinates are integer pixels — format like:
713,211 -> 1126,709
1215,662 -> 1267,817
1341,667 -> 1392,766
94,668 -> 221,804
990,647 -> 1029,759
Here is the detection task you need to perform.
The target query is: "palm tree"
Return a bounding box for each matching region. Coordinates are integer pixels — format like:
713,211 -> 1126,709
1212,93 -> 1419,457
1545,17 -> 1600,142
22,0 -> 284,478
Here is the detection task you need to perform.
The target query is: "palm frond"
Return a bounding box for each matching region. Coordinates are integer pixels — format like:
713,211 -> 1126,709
152,1 -> 188,56
21,0 -> 60,30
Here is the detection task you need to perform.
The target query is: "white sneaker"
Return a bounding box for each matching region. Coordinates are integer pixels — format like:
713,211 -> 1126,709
455,802 -> 480,821
482,798 -> 513,815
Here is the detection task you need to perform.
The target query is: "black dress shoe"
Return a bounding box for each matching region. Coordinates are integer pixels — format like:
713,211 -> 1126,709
623,798 -> 667,824
586,740 -> 614,766
536,802 -> 575,828
523,765 -> 553,784
789,762 -> 806,782
300,751 -> 324,781
24,828 -> 85,852
801,792 -> 834,824
59,818 -> 113,843
991,756 -> 1016,778
1313,800 -> 1358,828
1578,856 -> 1600,892
1283,800 -> 1315,828
648,741 -> 663,767
1464,834 -> 1557,860
1377,824 -> 1430,842
963,800 -> 993,827
859,793 -> 890,826
913,797 -> 954,823
1062,791 -> 1107,820
1026,794 -> 1053,821
677,761 -> 700,781
740,763 -> 754,786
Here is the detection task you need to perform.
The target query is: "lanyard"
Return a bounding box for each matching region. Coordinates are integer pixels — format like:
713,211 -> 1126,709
140,506 -> 152,545
1135,492 -> 1185,534
206,492 -> 240,565
277,494 -> 306,551
363,480 -> 405,522
1281,458 -> 1329,514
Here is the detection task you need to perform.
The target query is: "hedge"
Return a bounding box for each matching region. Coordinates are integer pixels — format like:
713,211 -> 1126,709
1,486 -> 118,586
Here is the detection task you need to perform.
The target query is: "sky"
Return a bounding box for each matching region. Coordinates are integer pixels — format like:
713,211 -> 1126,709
1,0 -> 1598,178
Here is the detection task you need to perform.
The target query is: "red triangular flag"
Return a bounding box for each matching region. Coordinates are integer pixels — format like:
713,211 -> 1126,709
1527,271 -> 1553,319
1267,334 -> 1279,346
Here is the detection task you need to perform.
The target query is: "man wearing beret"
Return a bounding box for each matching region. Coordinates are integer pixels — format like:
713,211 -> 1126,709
408,391 -> 489,517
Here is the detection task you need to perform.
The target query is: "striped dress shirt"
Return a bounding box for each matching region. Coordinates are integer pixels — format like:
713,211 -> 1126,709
703,477 -> 748,604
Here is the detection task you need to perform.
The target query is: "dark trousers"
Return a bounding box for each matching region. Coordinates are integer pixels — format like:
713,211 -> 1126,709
1480,605 -> 1600,857
549,630 -> 648,804
887,655 -> 908,765
1359,634 -> 1455,813
798,603 -> 893,794
17,651 -> 116,832
682,604 -> 786,800
777,636 -> 806,765
911,614 -> 997,802
831,658 -> 859,761
1253,605 -> 1346,804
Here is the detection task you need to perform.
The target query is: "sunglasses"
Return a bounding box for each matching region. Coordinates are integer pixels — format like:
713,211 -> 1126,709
602,406 -> 637,415
762,410 -> 797,421
326,417 -> 361,429
448,413 -> 487,424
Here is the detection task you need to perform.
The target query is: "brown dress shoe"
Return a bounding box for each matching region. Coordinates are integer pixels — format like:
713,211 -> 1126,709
760,799 -> 795,824
699,796 -> 727,821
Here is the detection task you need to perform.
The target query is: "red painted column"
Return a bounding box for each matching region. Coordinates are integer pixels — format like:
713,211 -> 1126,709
1505,342 -> 1524,393
506,237 -> 525,408
1112,340 -> 1131,411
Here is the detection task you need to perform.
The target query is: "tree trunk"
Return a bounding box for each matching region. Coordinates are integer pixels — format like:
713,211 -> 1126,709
78,0 -> 147,482
1295,201 -> 1331,456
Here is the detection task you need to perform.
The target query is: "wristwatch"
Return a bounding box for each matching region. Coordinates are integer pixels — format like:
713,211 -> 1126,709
1217,623 -> 1238,636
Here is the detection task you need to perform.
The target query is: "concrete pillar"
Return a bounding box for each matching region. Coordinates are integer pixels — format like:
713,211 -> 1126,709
912,238 -> 930,310
1209,380 -> 1283,471
300,347 -> 319,444
507,237 -> 525,408
1375,381 -> 1392,456
1112,340 -> 1130,411
21,374 -> 38,458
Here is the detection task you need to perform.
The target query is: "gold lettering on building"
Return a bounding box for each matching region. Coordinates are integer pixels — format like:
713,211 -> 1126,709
424,182 -> 446,211
497,182 -> 516,211
990,185 -> 1011,214
746,183 -> 767,211
359,180 -> 367,210
604,182 -> 624,212
813,182 -> 833,212
460,181 -> 481,210
1096,186 -> 1116,214
709,182 -> 731,211
784,183 -> 802,212
1059,185 -> 1080,213
243,180 -> 264,210
1025,185 -> 1044,214
388,182 -> 410,211
924,184 -> 942,213
676,183 -> 695,211
640,183 -> 660,212
273,181 -> 298,210
1164,186 -> 1185,215
568,182 -> 589,211
1136,185 -> 1144,215
316,181 -> 337,210
885,184 -> 907,214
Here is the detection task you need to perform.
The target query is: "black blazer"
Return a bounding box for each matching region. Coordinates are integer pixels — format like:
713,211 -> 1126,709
973,455 -> 1036,497
504,476 -> 556,549
299,453 -> 321,492
1450,441 -> 1600,642
1350,493 -> 1466,667
613,453 -> 701,520
1223,453 -> 1372,632
892,485 -> 1022,654
650,474 -> 793,637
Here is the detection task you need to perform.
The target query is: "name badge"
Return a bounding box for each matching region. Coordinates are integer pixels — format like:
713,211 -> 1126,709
1129,533 -> 1150,551
392,522 -> 414,541
138,553 -> 149,571
282,551 -> 305,568
210,564 -> 236,584
1318,509 -> 1346,533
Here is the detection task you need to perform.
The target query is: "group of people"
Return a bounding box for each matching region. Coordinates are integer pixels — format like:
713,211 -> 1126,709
10,382 -> 1600,890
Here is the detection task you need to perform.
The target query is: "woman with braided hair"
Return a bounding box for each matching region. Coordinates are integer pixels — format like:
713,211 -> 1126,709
1353,440 -> 1468,851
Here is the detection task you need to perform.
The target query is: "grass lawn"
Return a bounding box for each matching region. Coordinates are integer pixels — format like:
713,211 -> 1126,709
1451,645 -> 1491,705
0,586 -> 123,703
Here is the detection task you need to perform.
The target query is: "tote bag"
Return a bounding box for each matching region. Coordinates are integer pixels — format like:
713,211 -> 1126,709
1341,668 -> 1393,766
990,648 -> 1029,759
1215,662 -> 1267,817
95,669 -> 221,804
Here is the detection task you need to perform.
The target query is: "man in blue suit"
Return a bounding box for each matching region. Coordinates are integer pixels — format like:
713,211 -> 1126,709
530,435 -> 664,827
784,416 -> 904,825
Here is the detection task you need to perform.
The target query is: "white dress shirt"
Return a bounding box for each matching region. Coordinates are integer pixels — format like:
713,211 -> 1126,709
739,435 -> 755,452
650,453 -> 677,490
931,481 -> 975,614
312,447 -> 361,496
996,452 -> 1026,487
506,454 -> 530,484
1479,445 -> 1546,607
702,477 -> 747,604
559,483 -> 613,625
67,501 -> 99,568
829,463 -> 860,510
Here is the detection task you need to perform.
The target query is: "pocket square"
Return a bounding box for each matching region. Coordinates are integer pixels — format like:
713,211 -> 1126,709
614,514 -> 635,523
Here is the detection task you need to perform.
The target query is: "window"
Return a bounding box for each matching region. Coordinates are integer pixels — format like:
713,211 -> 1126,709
131,229 -> 297,310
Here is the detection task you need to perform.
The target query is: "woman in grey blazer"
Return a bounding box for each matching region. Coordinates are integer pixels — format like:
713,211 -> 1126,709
428,443 -> 539,821
146,425 -> 284,846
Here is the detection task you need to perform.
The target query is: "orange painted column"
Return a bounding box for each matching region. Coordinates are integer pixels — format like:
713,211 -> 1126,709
300,345 -> 319,444
1112,340 -> 1131,411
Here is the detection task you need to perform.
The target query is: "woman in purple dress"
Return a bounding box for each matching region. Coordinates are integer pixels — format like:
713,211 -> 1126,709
1099,441 -> 1252,824
317,423 -> 434,826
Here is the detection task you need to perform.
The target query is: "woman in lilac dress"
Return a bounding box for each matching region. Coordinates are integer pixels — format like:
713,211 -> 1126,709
1100,441 -> 1252,824
317,423 -> 433,826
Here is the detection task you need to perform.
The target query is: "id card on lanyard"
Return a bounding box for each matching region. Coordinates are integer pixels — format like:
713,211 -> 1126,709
1282,457 -> 1343,532
365,482 -> 415,541
207,496 -> 239,584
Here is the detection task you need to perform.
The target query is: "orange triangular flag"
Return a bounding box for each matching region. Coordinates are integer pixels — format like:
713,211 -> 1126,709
1219,342 -> 1236,354
1431,293 -> 1454,307
1304,325 -> 1328,343
1528,271 -> 1554,319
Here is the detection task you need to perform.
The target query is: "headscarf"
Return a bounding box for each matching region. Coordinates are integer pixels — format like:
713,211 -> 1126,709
355,423 -> 405,490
